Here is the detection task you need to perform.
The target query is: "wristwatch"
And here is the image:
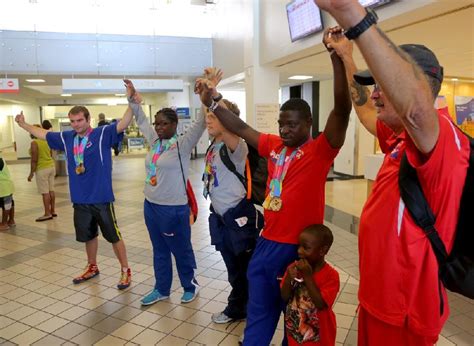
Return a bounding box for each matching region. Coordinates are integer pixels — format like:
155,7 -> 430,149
209,100 -> 219,112
344,8 -> 378,40
212,93 -> 223,103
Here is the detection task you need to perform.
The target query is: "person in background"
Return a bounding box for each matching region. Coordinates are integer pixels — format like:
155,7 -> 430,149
204,98 -> 263,324
281,224 -> 339,346
97,112 -> 109,127
28,120 -> 56,222
110,119 -> 121,156
0,153 -> 15,231
15,80 -> 136,290
316,1 -> 470,344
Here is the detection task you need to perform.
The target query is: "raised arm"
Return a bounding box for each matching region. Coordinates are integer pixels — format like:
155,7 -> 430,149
322,28 -> 352,148
15,111 -> 48,140
116,80 -> 135,134
196,70 -> 261,149
316,0 -> 438,153
327,27 -> 377,136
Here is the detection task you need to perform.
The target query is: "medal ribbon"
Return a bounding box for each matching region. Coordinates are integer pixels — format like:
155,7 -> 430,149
202,142 -> 223,198
267,147 -> 299,199
73,128 -> 93,170
145,135 -> 178,185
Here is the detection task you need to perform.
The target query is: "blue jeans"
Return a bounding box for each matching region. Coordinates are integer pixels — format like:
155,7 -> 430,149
144,200 -> 197,295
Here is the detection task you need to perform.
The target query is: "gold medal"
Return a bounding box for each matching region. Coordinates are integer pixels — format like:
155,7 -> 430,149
269,197 -> 282,211
150,176 -> 157,186
75,164 -> 85,175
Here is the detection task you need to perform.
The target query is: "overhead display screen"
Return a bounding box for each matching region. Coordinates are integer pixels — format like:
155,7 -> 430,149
286,0 -> 323,42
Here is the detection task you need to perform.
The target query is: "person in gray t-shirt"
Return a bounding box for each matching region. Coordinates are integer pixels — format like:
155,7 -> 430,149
128,74 -> 216,306
204,99 -> 263,324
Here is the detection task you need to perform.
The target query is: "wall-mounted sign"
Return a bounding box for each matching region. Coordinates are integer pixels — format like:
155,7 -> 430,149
176,107 -> 190,119
128,137 -> 145,150
455,95 -> 474,137
0,79 -> 19,93
255,103 -> 279,135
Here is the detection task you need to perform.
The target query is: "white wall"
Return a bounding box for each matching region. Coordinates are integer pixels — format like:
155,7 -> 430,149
259,0 -> 447,66
212,0 -> 249,77
7,104 -> 41,159
318,79 -> 333,131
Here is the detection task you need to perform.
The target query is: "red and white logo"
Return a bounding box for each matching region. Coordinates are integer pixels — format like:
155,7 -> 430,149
0,79 -> 19,93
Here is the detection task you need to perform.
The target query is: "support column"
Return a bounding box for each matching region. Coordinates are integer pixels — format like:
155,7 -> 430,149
244,0 -> 280,135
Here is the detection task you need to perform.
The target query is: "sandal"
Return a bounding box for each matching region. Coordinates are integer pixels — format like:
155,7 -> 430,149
35,215 -> 53,222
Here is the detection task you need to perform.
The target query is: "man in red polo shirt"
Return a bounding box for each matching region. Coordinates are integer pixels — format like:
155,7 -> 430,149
316,1 -> 470,344
195,28 -> 352,344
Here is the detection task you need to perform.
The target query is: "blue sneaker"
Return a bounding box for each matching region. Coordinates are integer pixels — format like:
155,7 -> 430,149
141,289 -> 169,306
181,283 -> 200,303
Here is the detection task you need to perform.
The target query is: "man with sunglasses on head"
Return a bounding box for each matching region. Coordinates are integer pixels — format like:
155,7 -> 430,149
316,1 -> 470,344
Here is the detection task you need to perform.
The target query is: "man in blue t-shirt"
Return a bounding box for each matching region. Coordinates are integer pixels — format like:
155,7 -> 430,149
15,81 -> 137,290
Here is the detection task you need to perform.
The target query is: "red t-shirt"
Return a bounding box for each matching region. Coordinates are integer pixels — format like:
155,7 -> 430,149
282,263 -> 340,345
359,114 -> 470,336
258,133 -> 339,244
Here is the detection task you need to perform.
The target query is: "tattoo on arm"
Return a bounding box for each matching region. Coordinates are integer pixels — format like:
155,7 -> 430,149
350,81 -> 370,107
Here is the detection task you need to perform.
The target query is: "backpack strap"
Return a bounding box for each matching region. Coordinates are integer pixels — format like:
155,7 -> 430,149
398,153 -> 449,263
398,152 -> 448,314
219,144 -> 252,199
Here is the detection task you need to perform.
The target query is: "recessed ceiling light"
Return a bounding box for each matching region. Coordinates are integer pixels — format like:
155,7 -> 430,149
237,81 -> 244,84
61,93 -> 72,97
288,75 -> 313,80
451,78 -> 459,81
115,93 -> 126,96
26,79 -> 45,83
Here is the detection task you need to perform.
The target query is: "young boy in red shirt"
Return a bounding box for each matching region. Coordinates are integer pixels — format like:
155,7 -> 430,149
281,225 -> 340,346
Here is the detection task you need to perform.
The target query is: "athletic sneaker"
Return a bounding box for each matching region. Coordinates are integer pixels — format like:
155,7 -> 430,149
117,268 -> 132,290
141,289 -> 169,306
181,283 -> 200,303
72,264 -> 99,284
211,311 -> 233,324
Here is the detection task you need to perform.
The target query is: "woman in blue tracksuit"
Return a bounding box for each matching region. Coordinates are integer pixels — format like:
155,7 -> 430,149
128,89 -> 205,306
203,99 -> 263,324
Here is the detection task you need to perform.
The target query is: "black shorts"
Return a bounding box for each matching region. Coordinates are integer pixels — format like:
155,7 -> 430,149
73,203 -> 122,243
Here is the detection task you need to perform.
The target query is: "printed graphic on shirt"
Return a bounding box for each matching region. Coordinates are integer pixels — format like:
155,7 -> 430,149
269,147 -> 305,163
285,282 -> 320,344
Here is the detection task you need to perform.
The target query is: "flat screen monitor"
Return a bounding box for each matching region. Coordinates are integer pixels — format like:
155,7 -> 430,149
286,0 -> 323,42
359,0 -> 391,8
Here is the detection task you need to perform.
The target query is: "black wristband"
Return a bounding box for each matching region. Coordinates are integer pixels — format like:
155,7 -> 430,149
209,100 -> 219,112
344,8 -> 378,41
212,93 -> 223,102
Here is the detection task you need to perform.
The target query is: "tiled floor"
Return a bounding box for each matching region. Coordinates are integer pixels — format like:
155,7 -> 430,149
0,156 -> 473,345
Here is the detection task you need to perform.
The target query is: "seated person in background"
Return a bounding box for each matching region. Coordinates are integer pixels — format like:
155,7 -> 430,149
28,120 -> 57,222
0,155 -> 15,231
281,225 -> 339,346
203,97 -> 263,324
